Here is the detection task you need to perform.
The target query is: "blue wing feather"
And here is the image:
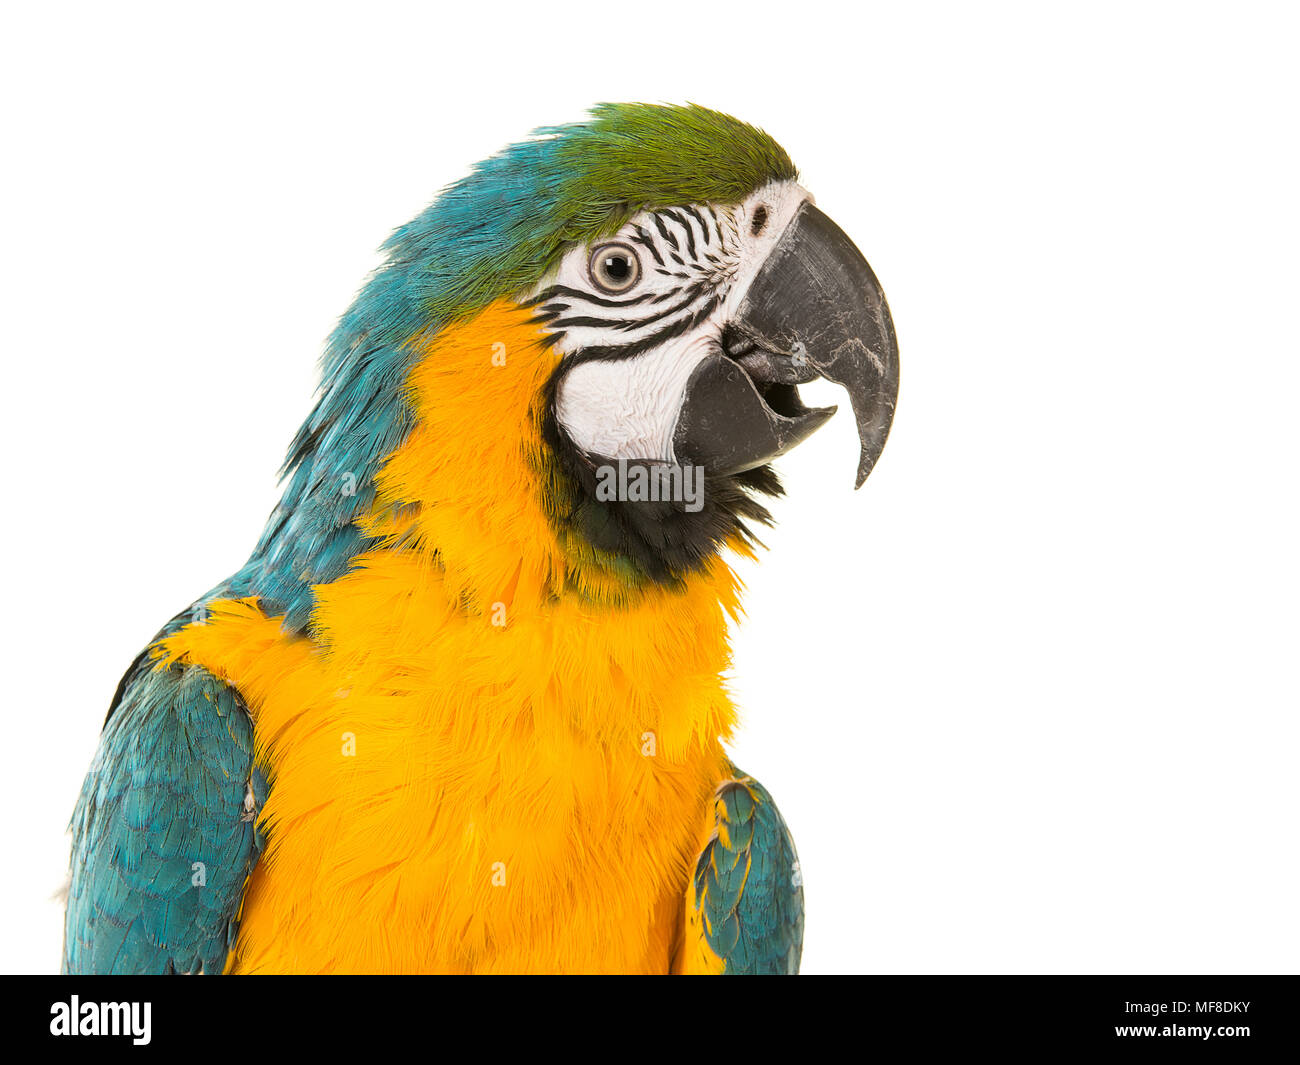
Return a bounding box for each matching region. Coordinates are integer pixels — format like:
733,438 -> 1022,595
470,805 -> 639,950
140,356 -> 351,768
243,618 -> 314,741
63,659 -> 266,974
693,768 -> 804,975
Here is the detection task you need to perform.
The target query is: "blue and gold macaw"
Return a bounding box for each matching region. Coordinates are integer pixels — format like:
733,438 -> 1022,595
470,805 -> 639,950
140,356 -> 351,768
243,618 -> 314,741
64,103 -> 898,974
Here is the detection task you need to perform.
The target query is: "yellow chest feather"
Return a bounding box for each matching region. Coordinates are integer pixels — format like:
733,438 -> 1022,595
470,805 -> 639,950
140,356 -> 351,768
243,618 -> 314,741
160,557 -> 735,974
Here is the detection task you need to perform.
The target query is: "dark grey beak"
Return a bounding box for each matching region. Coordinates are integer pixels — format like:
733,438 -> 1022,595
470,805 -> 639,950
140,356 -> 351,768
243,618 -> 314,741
672,201 -> 899,488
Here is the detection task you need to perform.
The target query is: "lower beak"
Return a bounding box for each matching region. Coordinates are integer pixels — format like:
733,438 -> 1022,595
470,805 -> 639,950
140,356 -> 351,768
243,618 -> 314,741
671,202 -> 900,488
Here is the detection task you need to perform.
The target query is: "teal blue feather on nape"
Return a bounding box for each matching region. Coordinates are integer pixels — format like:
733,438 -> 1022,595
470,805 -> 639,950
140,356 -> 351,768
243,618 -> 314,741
63,664 -> 267,974
694,770 -> 805,974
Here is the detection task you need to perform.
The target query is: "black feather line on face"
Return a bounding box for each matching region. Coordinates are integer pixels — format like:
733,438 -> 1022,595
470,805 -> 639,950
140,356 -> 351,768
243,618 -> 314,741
663,208 -> 699,260
525,284 -> 658,309
538,367 -> 784,587
685,205 -> 711,245
652,213 -> 679,252
630,225 -> 665,267
546,281 -> 710,334
553,290 -> 724,367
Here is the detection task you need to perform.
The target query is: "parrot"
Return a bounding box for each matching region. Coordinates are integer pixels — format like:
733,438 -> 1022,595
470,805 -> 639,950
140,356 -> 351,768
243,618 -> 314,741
63,103 -> 899,975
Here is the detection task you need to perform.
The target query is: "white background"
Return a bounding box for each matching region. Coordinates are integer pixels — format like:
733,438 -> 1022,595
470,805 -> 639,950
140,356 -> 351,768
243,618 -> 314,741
2,2 -> 1296,975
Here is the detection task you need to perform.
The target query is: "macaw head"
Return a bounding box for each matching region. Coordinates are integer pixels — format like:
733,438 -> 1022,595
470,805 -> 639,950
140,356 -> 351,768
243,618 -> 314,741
530,114 -> 897,496
251,104 -> 898,627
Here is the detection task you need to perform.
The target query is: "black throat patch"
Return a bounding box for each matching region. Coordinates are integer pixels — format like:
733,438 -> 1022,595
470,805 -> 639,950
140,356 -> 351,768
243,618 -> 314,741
538,370 -> 783,587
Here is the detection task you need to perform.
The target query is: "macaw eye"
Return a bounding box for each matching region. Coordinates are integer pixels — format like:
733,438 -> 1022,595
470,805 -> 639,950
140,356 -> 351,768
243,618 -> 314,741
588,243 -> 641,294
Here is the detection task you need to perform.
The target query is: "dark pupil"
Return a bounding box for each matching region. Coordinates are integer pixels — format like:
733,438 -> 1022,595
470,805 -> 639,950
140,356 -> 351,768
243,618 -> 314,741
603,254 -> 631,281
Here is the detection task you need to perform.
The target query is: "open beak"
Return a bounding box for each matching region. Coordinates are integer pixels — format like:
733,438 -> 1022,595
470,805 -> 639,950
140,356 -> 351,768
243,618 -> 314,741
671,202 -> 899,488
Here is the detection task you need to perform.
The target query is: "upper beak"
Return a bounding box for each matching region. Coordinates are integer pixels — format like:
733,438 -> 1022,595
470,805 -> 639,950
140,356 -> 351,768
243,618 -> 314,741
671,201 -> 899,488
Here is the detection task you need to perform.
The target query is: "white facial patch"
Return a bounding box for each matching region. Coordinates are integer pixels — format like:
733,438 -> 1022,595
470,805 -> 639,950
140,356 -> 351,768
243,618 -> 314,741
555,332 -> 721,462
535,180 -> 811,462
